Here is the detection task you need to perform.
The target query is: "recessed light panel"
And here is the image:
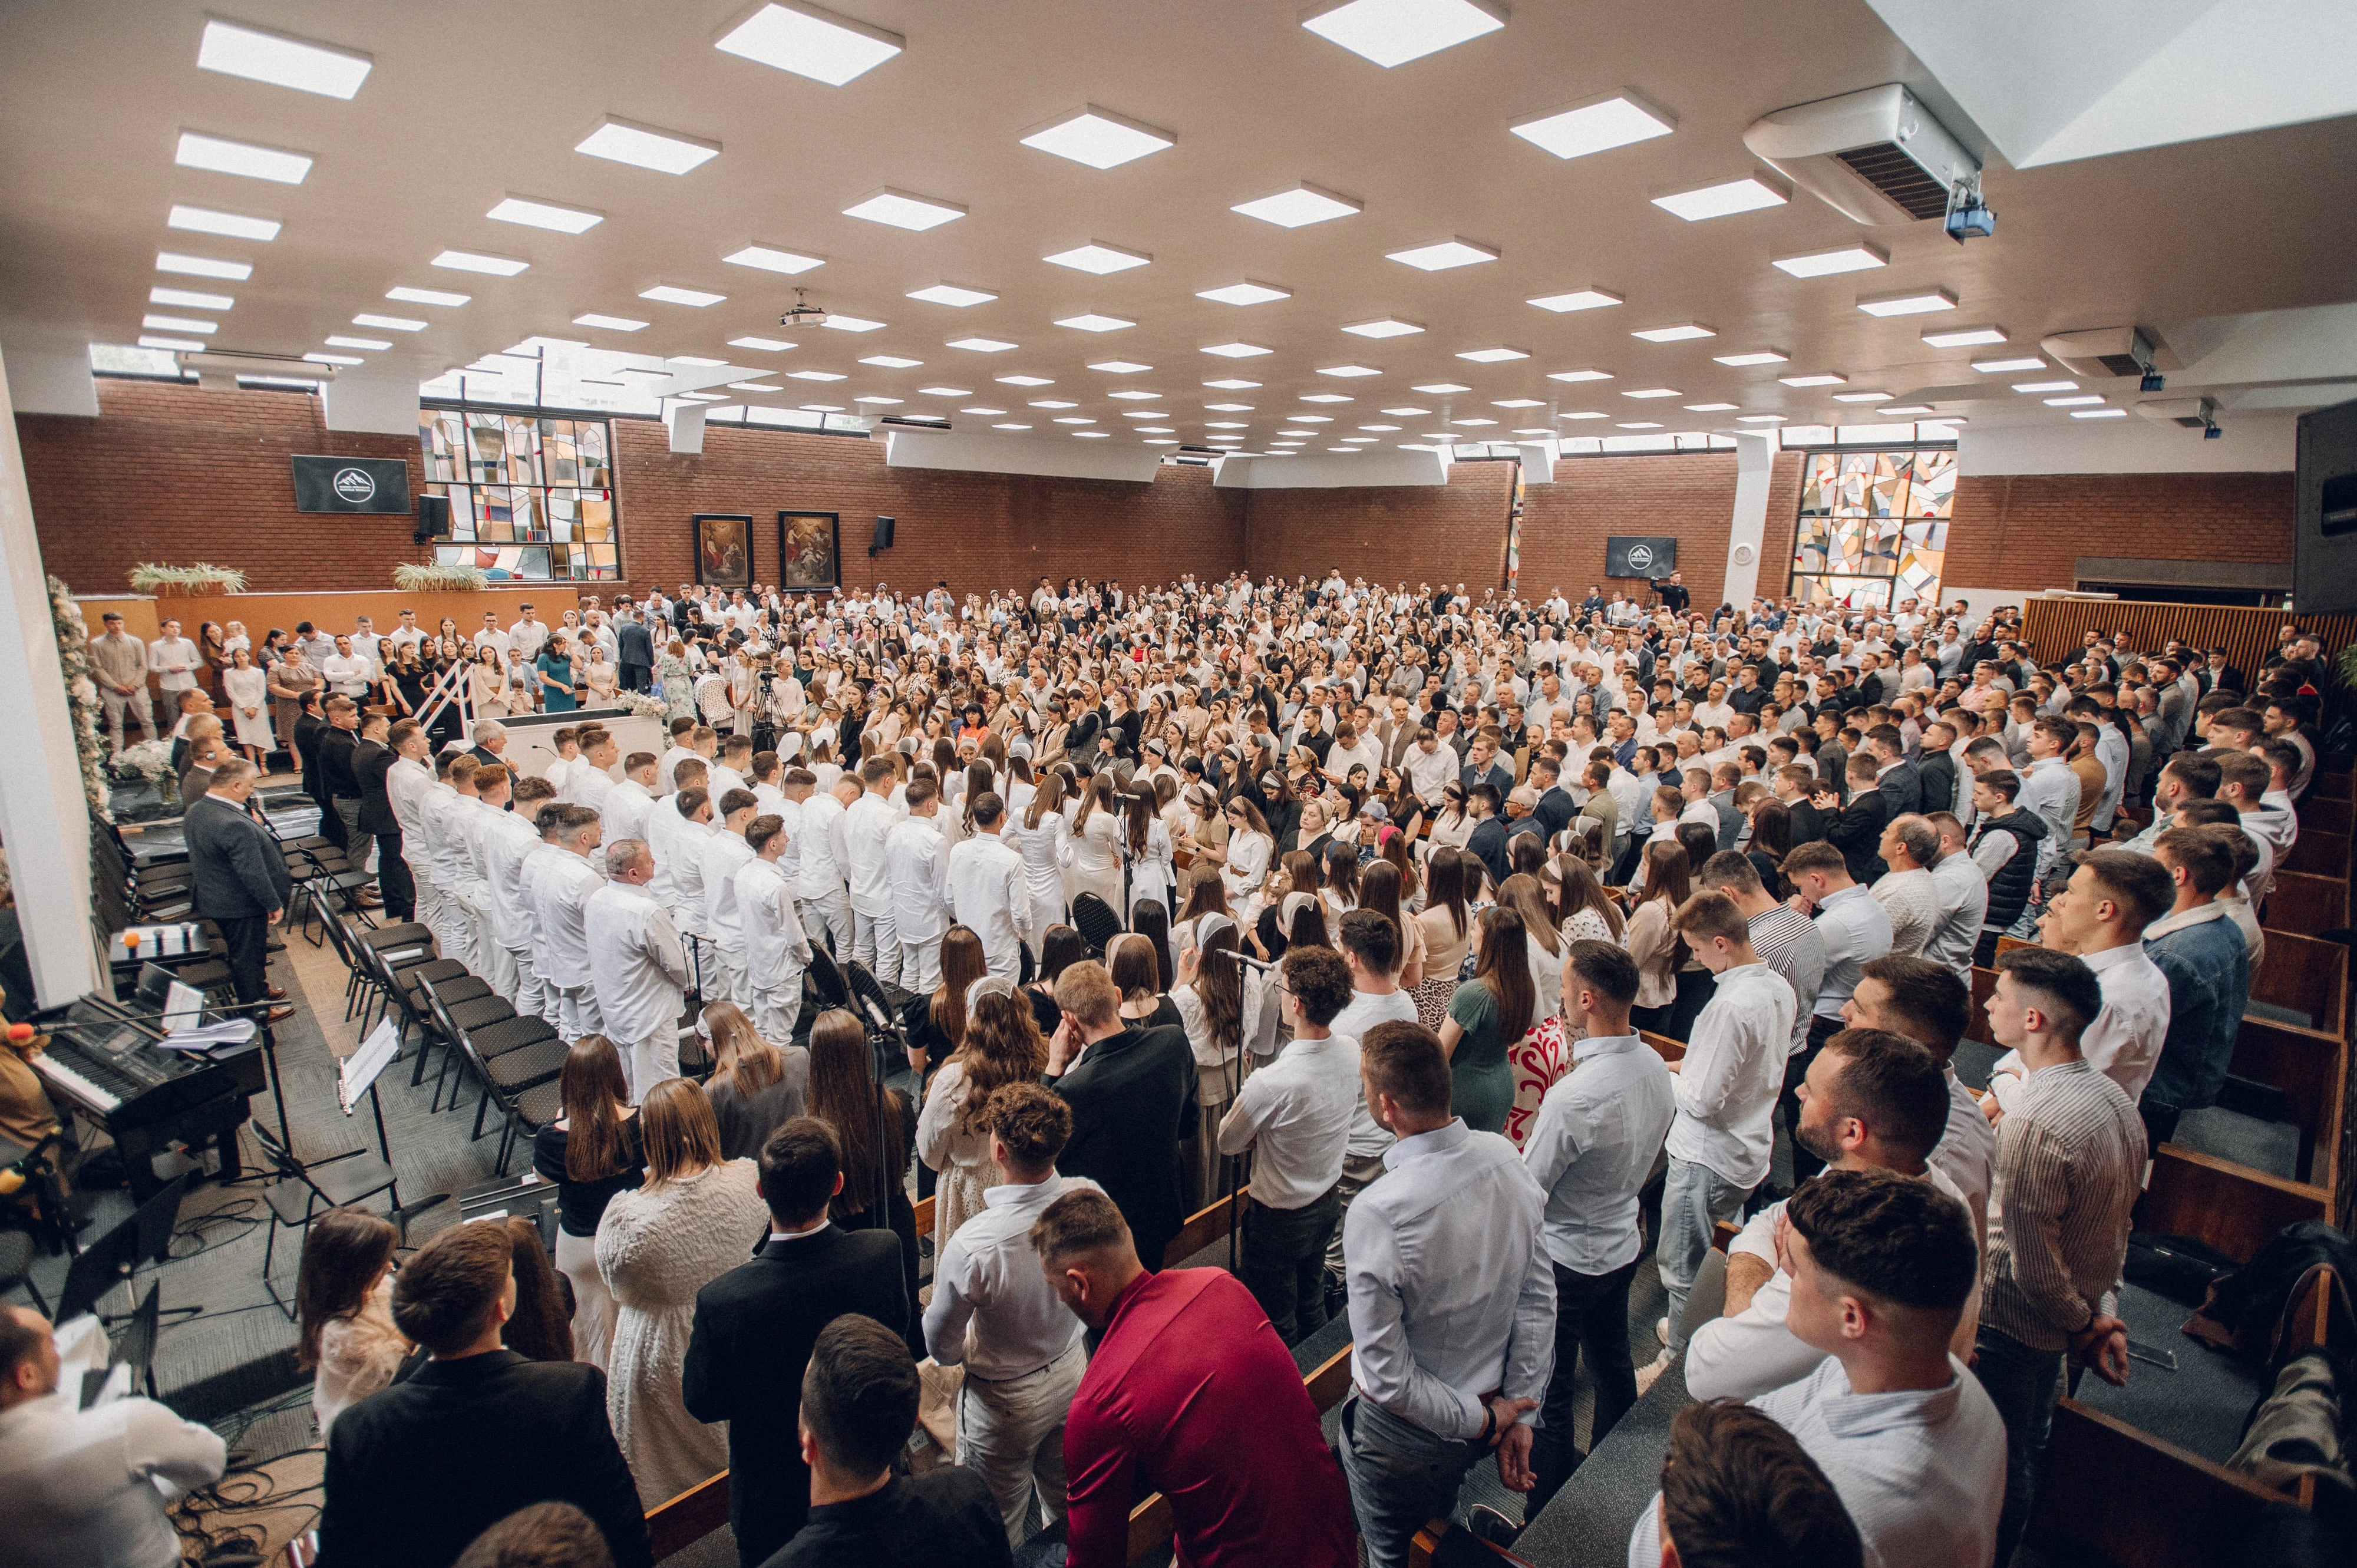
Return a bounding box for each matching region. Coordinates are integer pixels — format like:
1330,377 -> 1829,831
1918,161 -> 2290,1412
575,117 -> 721,174
856,396 -> 903,405
818,314 -> 886,332
2072,408 -> 2128,419
488,196 -> 602,233
638,284 -> 724,306
1547,369 -> 1612,382
1736,414 -> 1785,424
388,286 -> 469,306
1650,173 -> 1788,220
1623,387 -> 1681,398
303,352 -> 362,366
860,355 -> 923,368
714,2 -> 903,85
1857,287 -> 1957,317
1230,183 -> 1362,227
1632,322 -> 1714,342
1923,324 -> 2008,348
1202,378 -> 1259,389
166,204 -> 279,242
1298,394 -> 1352,403
144,314 -> 217,334
1123,410 -> 1173,418
174,131 -> 312,185
1450,417 -> 1497,427
1319,364 -> 1382,377
1714,351 -> 1788,367
352,313 -> 425,331
1019,105 -> 1174,169
992,422 -> 1031,430
1056,313 -> 1135,332
1201,342 -> 1272,358
1412,382 -> 1471,394
1831,391 -> 1893,403
1771,243 -> 1887,278
1388,237 -> 1499,270
1289,414 -> 1333,422
729,336 -> 795,351
1559,410 -> 1609,420
1196,281 -> 1290,306
996,374 -> 1054,386
1382,406 -> 1429,416
151,287 -> 232,310
1527,287 -> 1623,313
1492,398 -> 1543,408
1342,318 -> 1425,338
1779,373 -> 1846,387
1043,241 -> 1150,274
1511,91 -> 1675,159
726,245 -> 826,274
322,334 -> 390,349
1090,360 -> 1151,373
963,406 -> 1006,415
434,249 -> 529,276
1685,402 -> 1739,411
1975,356 -> 2045,374
949,337 -> 1019,352
1074,430 -> 1111,438
907,283 -> 994,306
843,188 -> 965,230
1879,405 -> 1935,415
197,19 -> 373,98
1206,402 -> 1253,411
1300,0 -> 1506,68
788,369 -> 846,381
1108,389 -> 1160,400
917,386 -> 970,396
2013,379 -> 2077,393
1204,421 -> 1247,429
1456,346 -> 1526,362
2045,394 -> 2103,407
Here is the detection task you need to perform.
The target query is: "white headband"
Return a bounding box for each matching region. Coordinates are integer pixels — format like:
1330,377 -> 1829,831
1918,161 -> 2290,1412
965,974 -> 1018,1012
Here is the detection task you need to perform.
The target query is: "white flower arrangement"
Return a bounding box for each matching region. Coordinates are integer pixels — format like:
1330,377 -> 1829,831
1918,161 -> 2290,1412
128,562 -> 246,595
394,562 -> 490,592
48,576 -> 112,818
614,690 -> 671,719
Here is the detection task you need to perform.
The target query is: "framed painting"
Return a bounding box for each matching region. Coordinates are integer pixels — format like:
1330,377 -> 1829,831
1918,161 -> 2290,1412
778,510 -> 841,592
693,513 -> 753,587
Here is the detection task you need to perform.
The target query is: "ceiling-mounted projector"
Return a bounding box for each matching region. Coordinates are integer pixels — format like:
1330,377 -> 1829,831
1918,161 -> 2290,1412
176,349 -> 334,389
779,287 -> 828,330
2135,396 -> 2221,437
2041,327 -> 2178,385
1744,84 -> 1980,226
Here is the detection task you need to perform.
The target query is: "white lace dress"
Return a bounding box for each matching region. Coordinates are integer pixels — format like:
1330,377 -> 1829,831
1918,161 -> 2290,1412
595,1158 -> 767,1506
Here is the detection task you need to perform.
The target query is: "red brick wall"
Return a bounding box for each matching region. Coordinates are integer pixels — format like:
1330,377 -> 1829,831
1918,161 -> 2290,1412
1942,471 -> 2295,589
1242,460 -> 1515,586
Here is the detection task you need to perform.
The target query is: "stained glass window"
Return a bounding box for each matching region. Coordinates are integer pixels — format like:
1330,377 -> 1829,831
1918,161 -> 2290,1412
1787,446 -> 1953,611
417,410 -> 620,580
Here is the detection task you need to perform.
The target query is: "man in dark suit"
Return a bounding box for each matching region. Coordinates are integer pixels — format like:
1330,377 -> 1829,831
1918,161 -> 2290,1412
354,714 -> 408,920
292,692 -> 344,850
1463,783 -> 1511,894
183,758 -> 292,1023
319,1221 -> 652,1568
618,613 -> 656,694
1042,962 -> 1199,1273
1817,752 -> 1890,884
683,1118 -> 909,1568
317,696 -> 380,907
1863,725 -> 1920,820
1529,755 -> 1579,841
1916,721 -> 1959,818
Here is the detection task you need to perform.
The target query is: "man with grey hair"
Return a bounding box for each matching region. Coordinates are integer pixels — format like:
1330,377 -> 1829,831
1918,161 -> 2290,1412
1872,816 -> 1942,959
469,719 -> 508,768
587,836 -> 689,1098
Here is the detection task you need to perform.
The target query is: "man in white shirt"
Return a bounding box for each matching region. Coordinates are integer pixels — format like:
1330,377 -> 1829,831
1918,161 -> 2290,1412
480,778 -> 556,1010
0,1305 -> 227,1568
923,1080 -> 1098,1546
89,612 -> 154,751
699,789 -> 760,1008
886,777 -> 952,992
843,755 -> 904,985
386,608 -> 427,659
1651,893 -> 1795,1371
472,610 -> 512,661
586,837 -> 690,1099
735,815 -> 812,1045
1986,849 -> 2172,1114
1401,727 -> 1458,804
383,719 -> 438,939
1217,946 -> 1361,1346
798,775 -> 860,959
321,635 -> 371,701
1920,811 -> 1991,978
2017,718 -> 2082,880
603,750 -> 659,847
947,793 -> 1027,980
507,603 -> 549,663
655,719 -> 699,795
147,617 -> 200,697
532,804 -> 608,1044
1322,912 -> 1420,1298
709,734 -> 752,803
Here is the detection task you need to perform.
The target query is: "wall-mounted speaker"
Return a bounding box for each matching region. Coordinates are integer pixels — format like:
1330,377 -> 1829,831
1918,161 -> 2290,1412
869,515 -> 896,557
414,493 -> 451,543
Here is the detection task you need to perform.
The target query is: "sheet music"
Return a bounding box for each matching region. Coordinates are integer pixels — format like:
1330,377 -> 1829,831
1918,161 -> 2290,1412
338,1018 -> 401,1114
161,981 -> 204,1035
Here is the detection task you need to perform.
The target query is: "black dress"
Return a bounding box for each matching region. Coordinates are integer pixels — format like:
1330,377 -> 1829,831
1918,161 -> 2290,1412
826,1085 -> 922,1355
532,1120 -> 646,1237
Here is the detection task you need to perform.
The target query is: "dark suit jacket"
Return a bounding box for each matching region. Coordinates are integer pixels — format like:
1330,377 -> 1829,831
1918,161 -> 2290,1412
1916,751 -> 1957,819
318,1349 -> 652,1568
682,1225 -> 910,1567
1465,815 -> 1511,893
1785,798 -> 1827,847
294,714 -> 327,803
184,794 -> 291,920
1823,787 -> 1889,885
354,740 -> 398,834
1534,785 -> 1579,841
765,1470 -> 1011,1568
319,724 -> 362,800
1876,760 -> 1922,821
618,620 -> 656,671
1048,1025 -> 1200,1269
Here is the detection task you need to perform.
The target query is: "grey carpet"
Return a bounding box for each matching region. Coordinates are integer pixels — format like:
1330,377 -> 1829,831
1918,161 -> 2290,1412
2070,1281 -> 2267,1465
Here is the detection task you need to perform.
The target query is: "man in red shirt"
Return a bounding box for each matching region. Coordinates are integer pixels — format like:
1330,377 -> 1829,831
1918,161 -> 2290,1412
1035,1188 -> 1355,1568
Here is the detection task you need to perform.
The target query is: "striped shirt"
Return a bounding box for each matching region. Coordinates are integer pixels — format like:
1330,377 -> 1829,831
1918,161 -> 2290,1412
1747,903 -> 1825,1055
1982,1059 -> 2145,1352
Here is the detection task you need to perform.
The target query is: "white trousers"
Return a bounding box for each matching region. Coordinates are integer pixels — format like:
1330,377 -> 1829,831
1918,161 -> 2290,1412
803,886 -> 853,958
750,986 -> 801,1048
853,906 -> 900,985
483,937 -> 520,1006
622,1027 -> 679,1103
709,946 -> 750,1008
553,982 -> 602,1044
898,935 -> 943,996
554,1227 -> 619,1371
958,1343 -> 1087,1546
508,946 -> 547,1025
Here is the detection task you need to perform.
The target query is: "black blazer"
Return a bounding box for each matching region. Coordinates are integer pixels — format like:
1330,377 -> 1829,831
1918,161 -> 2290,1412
1876,760 -> 1922,821
184,794 -> 291,920
682,1224 -> 911,1568
1048,1024 -> 1200,1269
354,740 -> 398,835
1465,816 -> 1511,894
294,714 -> 327,802
619,620 -> 655,671
1785,798 -> 1827,848
318,1349 -> 652,1568
1917,751 -> 1957,818
319,724 -> 362,800
1822,786 -> 1890,885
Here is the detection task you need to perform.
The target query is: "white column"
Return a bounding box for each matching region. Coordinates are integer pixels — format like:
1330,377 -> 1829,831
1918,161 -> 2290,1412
1722,432 -> 1776,606
0,343 -> 102,1005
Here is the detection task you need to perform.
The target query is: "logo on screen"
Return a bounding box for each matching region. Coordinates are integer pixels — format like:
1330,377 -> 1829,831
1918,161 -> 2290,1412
332,467 -> 377,503
1626,543 -> 1656,572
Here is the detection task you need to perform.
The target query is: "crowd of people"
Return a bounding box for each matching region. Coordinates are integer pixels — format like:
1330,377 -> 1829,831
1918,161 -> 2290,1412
20,567 -> 2326,1568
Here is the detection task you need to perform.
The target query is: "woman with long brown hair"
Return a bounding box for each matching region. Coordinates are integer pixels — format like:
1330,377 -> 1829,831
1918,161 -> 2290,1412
1496,874 -> 1579,1149
1065,772 -> 1124,913
806,1009 -> 921,1326
1412,846 -> 1475,1029
1627,841 -> 1693,1036
1123,781 -> 1176,919
1438,906 -> 1534,1138
916,981 -> 1048,1249
1219,794 -> 1275,913
499,1215 -> 576,1363
533,1036 -> 643,1369
908,926 -> 989,1080
1171,917 -> 1252,1209
1108,932 -> 1182,1029
701,1001 -> 808,1161
1499,872 -> 1566,1022
296,1207 -> 406,1435
1554,853 -> 1626,946
1012,771 -> 1069,958
595,1078 -> 766,1506
1356,859 -> 1427,986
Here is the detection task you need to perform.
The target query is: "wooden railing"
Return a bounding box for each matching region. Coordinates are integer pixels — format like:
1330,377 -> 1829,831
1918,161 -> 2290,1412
2018,599 -> 2357,685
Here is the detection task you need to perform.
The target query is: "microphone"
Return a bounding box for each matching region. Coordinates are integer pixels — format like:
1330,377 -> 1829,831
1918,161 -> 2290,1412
860,993 -> 899,1038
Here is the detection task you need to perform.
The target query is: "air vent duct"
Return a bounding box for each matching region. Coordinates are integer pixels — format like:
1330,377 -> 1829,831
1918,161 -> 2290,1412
1743,85 -> 1979,226
2042,327 -> 2178,381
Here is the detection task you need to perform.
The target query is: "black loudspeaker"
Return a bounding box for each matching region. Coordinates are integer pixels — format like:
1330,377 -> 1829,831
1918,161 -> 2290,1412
868,514 -> 895,557
2295,396 -> 2357,613
414,494 -> 451,543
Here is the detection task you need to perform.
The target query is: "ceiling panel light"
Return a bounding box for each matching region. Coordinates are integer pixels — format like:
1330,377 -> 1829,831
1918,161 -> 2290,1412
842,187 -> 965,230
156,251 -> 252,280
799,402 -> 843,411
997,374 -> 1054,385
574,117 -> 720,174
2045,394 -> 2104,407
1043,241 -> 1149,274
1736,414 -> 1785,423
1279,430 -> 1315,437
1976,356 -> 2045,373
2072,408 -> 2128,419
1300,0 -> 1505,67
151,286 -> 232,310
1381,406 -> 1430,416
1289,415 -> 1333,422
1412,381 -> 1471,394
949,336 -> 1018,352
1108,389 -> 1160,400
143,313 -> 216,334
855,396 -> 903,405
963,406 -> 1006,415
1074,430 -> 1112,438
1547,369 -> 1612,382
1685,402 -> 1740,411
992,422 -> 1031,430
1492,398 -> 1543,408
387,286 -> 468,306
725,244 -> 825,274
788,369 -> 846,381
640,284 -> 725,306
1137,427 -> 1173,433
1527,287 -> 1623,313
1713,350 -> 1787,367
137,334 -> 204,352
1617,421 -> 1663,430
1202,342 -> 1272,358
1456,346 -> 1527,363
1360,423 -> 1402,431
433,249 -> 529,276
860,354 -> 922,367
1650,172 -> 1788,220
1019,105 -> 1174,169
1341,437 -> 1379,443
1205,421 -> 1249,429
1559,410 -> 1608,420
174,130 -> 312,184
1771,243 -> 1887,278
1779,373 -> 1846,387
728,381 -> 783,392
714,1 -> 903,84
1056,313 -> 1135,332
1923,324 -> 2008,348
1123,410 -> 1172,418
1091,359 -> 1152,373
1631,322 -> 1714,342
1206,402 -> 1253,411
1623,387 -> 1681,398
352,313 -> 425,331
303,352 -> 362,366
1326,447 -> 1361,453
1449,417 -> 1497,427
1319,364 -> 1381,377
1197,281 -> 1290,306
1388,237 -> 1498,270
1831,391 -> 1893,403
322,334 -> 390,349
487,196 -> 602,233
197,19 -> 372,98
1342,318 -> 1425,339
1879,405 -> 1935,415
166,204 -> 280,243
1511,90 -> 1676,159
729,335 -> 795,351
1230,183 -> 1361,228
1513,428 -> 1555,435
1203,378 -> 1259,388
1857,286 -> 1956,317
1029,399 -> 1078,408
668,355 -> 727,365
2014,379 -> 2077,393
907,282 -> 993,306
1298,393 -> 1352,403
1145,438 -> 1180,445
917,385 -> 970,396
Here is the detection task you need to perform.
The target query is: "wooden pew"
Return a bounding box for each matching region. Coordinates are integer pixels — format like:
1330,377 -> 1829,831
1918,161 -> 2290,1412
2228,1016 -> 2346,1189
2296,793 -> 2351,837
1639,1029 -> 1686,1067
646,1473 -> 731,1563
2249,931 -> 2347,1039
2310,768 -> 2352,804
2137,1144 -> 2330,1262
1124,1344 -> 1354,1562
2264,871 -> 2348,938
1412,1521 -> 1539,1566
2025,1399 -> 2294,1568
2285,828 -> 2352,879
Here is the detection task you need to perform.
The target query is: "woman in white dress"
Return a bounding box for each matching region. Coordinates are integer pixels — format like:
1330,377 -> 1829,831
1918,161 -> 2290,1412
222,647 -> 273,765
467,645 -> 510,720
1008,772 -> 1069,958
1121,782 -> 1175,920
1170,917 -> 1255,1210
595,1078 -> 767,1507
1217,796 -> 1276,921
582,643 -> 622,707
1064,773 -> 1124,913
915,979 -> 1047,1251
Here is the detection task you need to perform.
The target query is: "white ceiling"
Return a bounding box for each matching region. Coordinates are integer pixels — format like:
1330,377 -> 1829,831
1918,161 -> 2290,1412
4,0 -> 2355,460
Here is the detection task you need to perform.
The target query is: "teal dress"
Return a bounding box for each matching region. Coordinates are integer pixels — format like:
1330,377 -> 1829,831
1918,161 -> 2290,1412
537,652 -> 577,712
1445,979 -> 1515,1135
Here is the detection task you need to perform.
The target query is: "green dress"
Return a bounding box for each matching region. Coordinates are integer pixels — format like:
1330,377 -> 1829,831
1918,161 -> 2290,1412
1445,979 -> 1514,1135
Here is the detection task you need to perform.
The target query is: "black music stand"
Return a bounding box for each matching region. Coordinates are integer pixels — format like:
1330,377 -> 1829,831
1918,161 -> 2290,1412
58,1173 -> 192,1325
842,962 -> 907,1236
